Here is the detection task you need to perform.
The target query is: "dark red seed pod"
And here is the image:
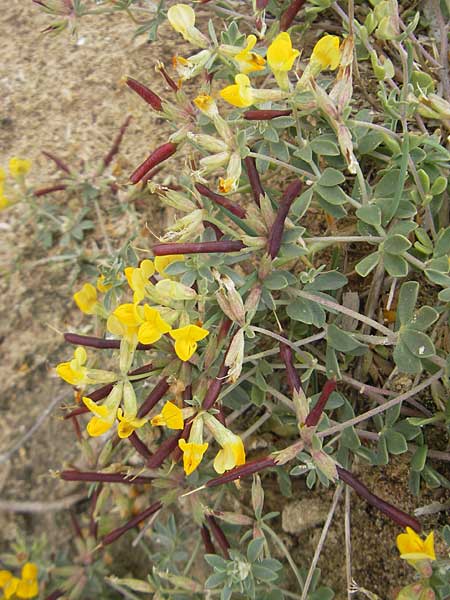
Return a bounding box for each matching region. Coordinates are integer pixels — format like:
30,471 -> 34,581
218,318 -> 232,343
128,432 -> 152,460
280,0 -> 306,31
101,500 -> 163,546
137,377 -> 170,419
279,340 -> 302,394
244,156 -> 264,207
205,220 -> 224,240
42,150 -> 70,174
201,524 -> 216,554
337,466 -> 421,532
195,183 -> 246,218
126,77 -> 163,111
103,115 -> 132,168
206,515 -> 230,559
147,432 -> 183,469
153,240 -> 245,256
267,180 -> 302,259
202,363 -> 229,410
206,456 -> 276,488
157,63 -> 179,92
33,184 -> 67,197
304,380 -> 337,427
130,142 -> 177,184
64,332 -> 152,351
61,470 -> 154,485
243,109 -> 293,121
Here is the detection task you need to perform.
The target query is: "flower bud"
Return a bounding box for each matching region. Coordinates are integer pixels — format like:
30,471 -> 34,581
155,279 -> 197,301
199,151 -> 230,173
187,132 -> 229,154
251,474 -> 264,520
214,271 -> 245,326
224,328 -> 245,383
149,185 -> 197,213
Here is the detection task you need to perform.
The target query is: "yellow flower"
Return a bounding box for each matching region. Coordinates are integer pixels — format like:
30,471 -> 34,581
124,259 -> 155,302
9,157 -> 32,179
116,407 -> 147,438
2,575 -> 20,600
178,439 -> 209,475
154,254 -> 184,277
267,32 -> 299,72
220,74 -> 256,108
397,528 -> 436,564
310,35 -> 341,71
170,324 -> 209,361
0,189 -> 11,211
83,383 -> 123,437
194,93 -> 220,119
137,305 -> 172,345
73,283 -> 98,315
16,563 -> 39,599
56,346 -> 89,386
218,178 -> 234,194
167,4 -> 208,47
203,413 -> 246,474
234,35 -> 266,74
96,274 -> 113,293
151,401 -> 184,429
107,303 -> 142,343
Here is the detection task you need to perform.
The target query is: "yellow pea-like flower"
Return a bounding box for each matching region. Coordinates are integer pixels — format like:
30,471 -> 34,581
137,305 -> 172,345
96,274 -> 113,293
310,35 -> 341,71
220,74 -> 256,108
124,259 -> 155,302
9,157 -> 32,179
151,400 -> 184,430
56,346 -> 89,386
83,383 -> 123,437
396,527 -> 436,565
234,35 -> 266,74
203,413 -> 246,474
178,440 -> 209,475
73,283 -> 98,315
15,563 -> 39,599
167,4 -> 208,47
116,407 -> 147,439
170,324 -> 209,361
267,32 -> 299,72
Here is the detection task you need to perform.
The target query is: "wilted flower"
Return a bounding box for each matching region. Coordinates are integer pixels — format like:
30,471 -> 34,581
167,4 -> 209,48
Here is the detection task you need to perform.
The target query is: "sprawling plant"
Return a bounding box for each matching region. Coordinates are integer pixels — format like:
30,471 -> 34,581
4,0 -> 450,598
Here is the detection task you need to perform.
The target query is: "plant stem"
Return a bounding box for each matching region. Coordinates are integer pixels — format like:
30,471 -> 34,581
262,523 -> 305,590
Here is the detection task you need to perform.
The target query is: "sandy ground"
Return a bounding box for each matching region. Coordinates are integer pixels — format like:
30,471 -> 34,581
0,2 -> 448,598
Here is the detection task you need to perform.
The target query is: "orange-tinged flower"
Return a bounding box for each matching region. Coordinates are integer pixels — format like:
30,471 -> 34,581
96,274 -> 113,293
234,35 -> 266,74
397,527 -> 436,564
151,400 -> 184,429
178,439 -> 209,475
170,324 -> 209,361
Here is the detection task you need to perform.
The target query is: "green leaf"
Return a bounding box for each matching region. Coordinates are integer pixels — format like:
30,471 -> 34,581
411,306 -> 439,331
308,271 -> 348,291
401,329 -> 435,358
325,346 -> 341,379
310,136 -> 340,156
264,271 -> 290,290
438,287 -> 450,302
393,341 -> 422,374
385,430 -> 408,454
385,404 -> 401,427
430,176 -> 447,196
252,565 -> 279,583
409,469 -> 421,496
355,252 -> 380,277
411,445 -> 428,472
287,297 -> 315,324
318,168 -> 346,187
247,537 -> 265,563
205,573 -> 226,589
205,554 -> 227,571
397,281 -> 419,326
315,184 -> 347,206
292,188 -> 313,218
383,253 -> 408,277
384,234 -> 411,254
327,324 -> 366,353
356,204 -> 382,226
